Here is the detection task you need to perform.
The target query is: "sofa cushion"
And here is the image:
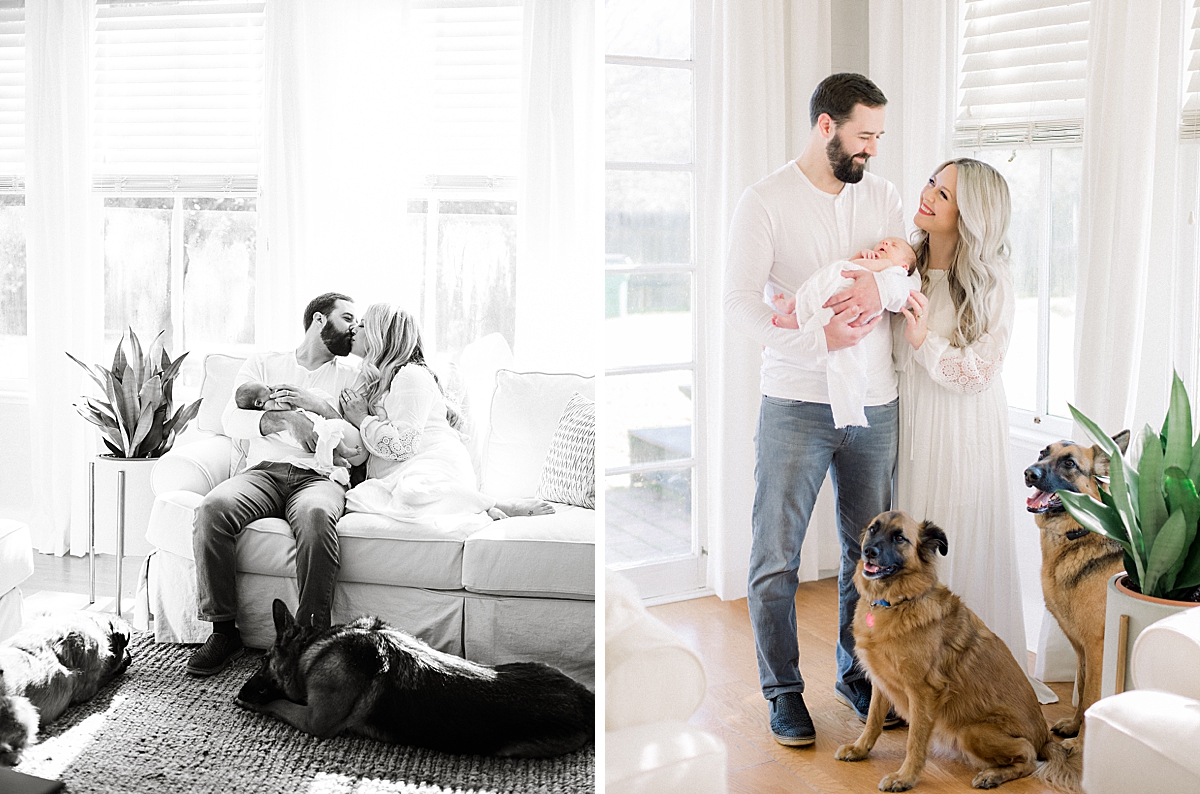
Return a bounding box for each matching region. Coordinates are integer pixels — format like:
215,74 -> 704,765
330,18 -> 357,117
0,519 -> 34,594
483,370 -> 595,498
196,354 -> 244,433
462,505 -> 595,599
536,392 -> 595,509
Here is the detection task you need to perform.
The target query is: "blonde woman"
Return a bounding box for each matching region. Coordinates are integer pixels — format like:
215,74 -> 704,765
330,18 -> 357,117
895,158 -> 1050,698
340,304 -> 552,522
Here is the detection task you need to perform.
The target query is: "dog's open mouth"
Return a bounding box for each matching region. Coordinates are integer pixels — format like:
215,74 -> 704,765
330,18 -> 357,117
862,561 -> 899,579
1026,489 -> 1064,514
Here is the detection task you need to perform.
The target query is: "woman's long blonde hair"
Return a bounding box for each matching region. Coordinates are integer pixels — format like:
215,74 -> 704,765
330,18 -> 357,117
356,304 -> 459,428
911,157 -> 1011,347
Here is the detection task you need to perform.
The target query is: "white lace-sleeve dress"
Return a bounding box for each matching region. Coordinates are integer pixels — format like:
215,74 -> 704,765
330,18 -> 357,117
894,267 -> 1029,666
344,363 -> 495,521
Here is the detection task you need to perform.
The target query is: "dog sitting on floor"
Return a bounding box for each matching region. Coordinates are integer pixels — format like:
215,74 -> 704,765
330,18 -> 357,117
236,599 -> 594,758
0,612 -> 133,764
1024,432 -> 1129,751
835,511 -> 1080,792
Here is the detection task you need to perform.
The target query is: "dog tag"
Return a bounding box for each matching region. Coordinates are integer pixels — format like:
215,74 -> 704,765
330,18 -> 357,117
865,611 -> 875,628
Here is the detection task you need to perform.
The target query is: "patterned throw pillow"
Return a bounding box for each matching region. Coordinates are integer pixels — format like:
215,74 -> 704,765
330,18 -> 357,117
536,392 -> 596,509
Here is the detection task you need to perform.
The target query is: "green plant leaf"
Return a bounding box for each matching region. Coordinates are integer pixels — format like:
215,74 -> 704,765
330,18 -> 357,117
1165,371 -> 1193,472
1138,424 -> 1168,555
1068,404 -> 1124,460
1190,435 -> 1200,484
1058,490 -> 1133,555
135,406 -> 166,458
1144,510 -> 1187,597
1163,469 -> 1200,593
112,333 -> 129,383
127,327 -> 146,389
66,352 -> 108,395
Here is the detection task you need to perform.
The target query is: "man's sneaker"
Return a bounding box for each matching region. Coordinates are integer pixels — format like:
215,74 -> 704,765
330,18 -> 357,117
834,678 -> 901,728
769,692 -> 816,746
186,633 -> 244,677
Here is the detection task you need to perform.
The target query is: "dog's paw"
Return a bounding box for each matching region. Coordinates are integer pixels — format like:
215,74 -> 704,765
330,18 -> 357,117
971,769 -> 1007,789
1062,736 -> 1081,754
878,772 -> 917,791
835,743 -> 869,762
1050,717 -> 1080,737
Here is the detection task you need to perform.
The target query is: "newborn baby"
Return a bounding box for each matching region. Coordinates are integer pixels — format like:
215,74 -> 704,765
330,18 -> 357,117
766,236 -> 920,428
235,382 -> 363,486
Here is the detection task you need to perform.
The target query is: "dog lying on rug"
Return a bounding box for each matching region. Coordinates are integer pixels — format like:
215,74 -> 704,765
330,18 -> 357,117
1024,432 -> 1128,751
835,512 -> 1080,792
236,600 -> 594,758
0,612 -> 133,765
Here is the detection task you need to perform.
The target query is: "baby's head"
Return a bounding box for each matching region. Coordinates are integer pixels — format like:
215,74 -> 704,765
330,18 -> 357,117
873,237 -> 917,273
235,382 -> 279,411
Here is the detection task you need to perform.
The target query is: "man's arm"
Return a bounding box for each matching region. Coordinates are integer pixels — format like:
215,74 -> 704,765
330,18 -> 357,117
267,385 -> 340,419
222,357 -> 272,440
823,183 -> 908,322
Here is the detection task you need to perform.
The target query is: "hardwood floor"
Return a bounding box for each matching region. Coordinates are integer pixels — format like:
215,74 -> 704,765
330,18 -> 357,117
648,578 -> 1077,794
23,552 -> 146,613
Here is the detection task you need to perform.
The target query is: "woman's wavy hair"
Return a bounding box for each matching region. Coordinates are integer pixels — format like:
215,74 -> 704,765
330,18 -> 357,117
911,157 -> 1011,347
356,303 -> 460,429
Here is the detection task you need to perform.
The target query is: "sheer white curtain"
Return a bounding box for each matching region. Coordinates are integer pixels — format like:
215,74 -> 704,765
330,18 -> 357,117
515,0 -> 601,372
699,0 -> 834,599
260,0 -> 424,347
25,0 -> 100,555
1075,0 -> 1184,434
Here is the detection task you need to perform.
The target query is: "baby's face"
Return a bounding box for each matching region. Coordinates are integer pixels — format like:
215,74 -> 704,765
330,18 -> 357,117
875,237 -> 917,270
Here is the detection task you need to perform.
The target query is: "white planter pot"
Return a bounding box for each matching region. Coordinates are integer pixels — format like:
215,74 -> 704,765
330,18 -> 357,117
1101,573 -> 1193,697
92,455 -> 158,558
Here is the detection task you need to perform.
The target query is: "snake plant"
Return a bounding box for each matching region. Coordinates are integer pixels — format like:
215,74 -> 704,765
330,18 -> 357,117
1057,372 -> 1200,600
67,328 -> 202,459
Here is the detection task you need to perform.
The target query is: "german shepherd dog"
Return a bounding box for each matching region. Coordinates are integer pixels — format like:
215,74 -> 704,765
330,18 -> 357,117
835,512 -> 1079,792
236,600 -> 594,758
0,612 -> 133,764
1024,431 -> 1128,750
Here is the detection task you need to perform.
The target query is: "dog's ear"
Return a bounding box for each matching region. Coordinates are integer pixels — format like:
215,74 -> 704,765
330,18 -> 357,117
1093,430 -> 1130,477
918,521 -> 948,558
272,599 -> 295,635
1112,430 -> 1130,454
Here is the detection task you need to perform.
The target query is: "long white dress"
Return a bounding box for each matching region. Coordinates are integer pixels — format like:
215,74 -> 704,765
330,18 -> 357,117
344,363 -> 495,521
894,268 -> 1031,668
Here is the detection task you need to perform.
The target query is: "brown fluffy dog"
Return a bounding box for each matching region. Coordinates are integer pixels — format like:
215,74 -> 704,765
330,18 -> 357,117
1024,432 -> 1128,750
835,511 -> 1079,792
0,612 -> 133,764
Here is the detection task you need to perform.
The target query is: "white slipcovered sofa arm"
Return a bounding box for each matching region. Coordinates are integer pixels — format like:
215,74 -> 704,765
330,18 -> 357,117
1131,605 -> 1200,699
151,434 -> 235,497
605,571 -> 706,731
606,721 -> 726,794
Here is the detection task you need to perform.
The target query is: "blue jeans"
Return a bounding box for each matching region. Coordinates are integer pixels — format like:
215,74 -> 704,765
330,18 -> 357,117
193,461 -> 346,630
748,396 -> 898,700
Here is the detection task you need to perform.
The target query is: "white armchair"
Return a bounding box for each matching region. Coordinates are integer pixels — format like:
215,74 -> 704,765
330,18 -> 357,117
1083,605 -> 1200,793
605,571 -> 726,794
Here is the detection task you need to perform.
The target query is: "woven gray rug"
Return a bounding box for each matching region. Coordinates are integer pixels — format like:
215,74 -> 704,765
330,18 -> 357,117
14,634 -> 595,794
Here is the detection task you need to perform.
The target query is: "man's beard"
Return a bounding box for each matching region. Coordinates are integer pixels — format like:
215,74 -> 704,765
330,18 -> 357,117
321,322 -> 354,357
827,134 -> 868,184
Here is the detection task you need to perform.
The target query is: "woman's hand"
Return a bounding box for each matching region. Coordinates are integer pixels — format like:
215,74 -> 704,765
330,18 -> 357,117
899,289 -> 930,350
340,388 -> 370,428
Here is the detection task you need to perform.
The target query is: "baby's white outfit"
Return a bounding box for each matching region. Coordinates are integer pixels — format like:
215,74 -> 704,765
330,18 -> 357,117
267,388 -> 360,486
769,259 -> 919,428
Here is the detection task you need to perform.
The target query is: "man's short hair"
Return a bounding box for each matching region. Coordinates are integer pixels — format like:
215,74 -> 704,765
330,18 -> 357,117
302,292 -> 353,330
809,73 -> 888,127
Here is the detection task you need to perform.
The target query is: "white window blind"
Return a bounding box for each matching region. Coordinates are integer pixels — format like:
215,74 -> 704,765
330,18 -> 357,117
1183,0 -> 1200,139
414,0 -> 521,178
93,0 -> 264,192
955,0 -> 1089,149
0,0 -> 22,186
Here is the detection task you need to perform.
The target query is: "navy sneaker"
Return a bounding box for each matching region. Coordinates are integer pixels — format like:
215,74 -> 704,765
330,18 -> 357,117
186,633 -> 244,677
769,692 -> 816,746
835,678 -> 902,728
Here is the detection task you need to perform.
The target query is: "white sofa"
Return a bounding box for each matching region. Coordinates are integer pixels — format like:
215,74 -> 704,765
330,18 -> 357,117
1083,605 -> 1200,793
605,571 -> 726,794
0,519 -> 34,641
139,347 -> 596,686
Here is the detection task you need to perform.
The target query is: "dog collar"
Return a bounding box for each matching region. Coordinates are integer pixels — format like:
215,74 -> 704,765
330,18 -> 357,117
1065,528 -> 1090,541
871,599 -> 895,608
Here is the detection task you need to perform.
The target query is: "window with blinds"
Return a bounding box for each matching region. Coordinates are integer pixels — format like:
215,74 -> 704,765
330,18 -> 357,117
1184,0 -> 1200,139
0,0 -> 22,189
955,0 -> 1090,149
413,0 -> 522,180
93,0 -> 264,194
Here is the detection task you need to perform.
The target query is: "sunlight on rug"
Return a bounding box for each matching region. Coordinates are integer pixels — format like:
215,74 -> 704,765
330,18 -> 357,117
306,772 -> 502,794
17,695 -> 127,780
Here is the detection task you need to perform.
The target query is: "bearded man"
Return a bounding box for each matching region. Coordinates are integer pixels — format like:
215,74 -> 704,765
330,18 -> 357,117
186,292 -> 362,677
723,73 -> 909,745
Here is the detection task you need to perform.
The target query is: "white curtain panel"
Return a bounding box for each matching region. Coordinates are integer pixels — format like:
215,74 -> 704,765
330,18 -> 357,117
700,0 -> 833,600
1075,0 -> 1183,435
867,0 -> 950,227
260,0 -> 424,345
25,0 -> 100,555
515,0 -> 601,373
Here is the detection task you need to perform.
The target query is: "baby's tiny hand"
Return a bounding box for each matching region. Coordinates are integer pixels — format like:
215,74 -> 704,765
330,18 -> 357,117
857,249 -> 879,260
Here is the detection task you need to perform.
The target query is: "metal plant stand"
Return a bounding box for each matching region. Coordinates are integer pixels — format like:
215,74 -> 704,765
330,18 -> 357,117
88,460 -> 127,617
